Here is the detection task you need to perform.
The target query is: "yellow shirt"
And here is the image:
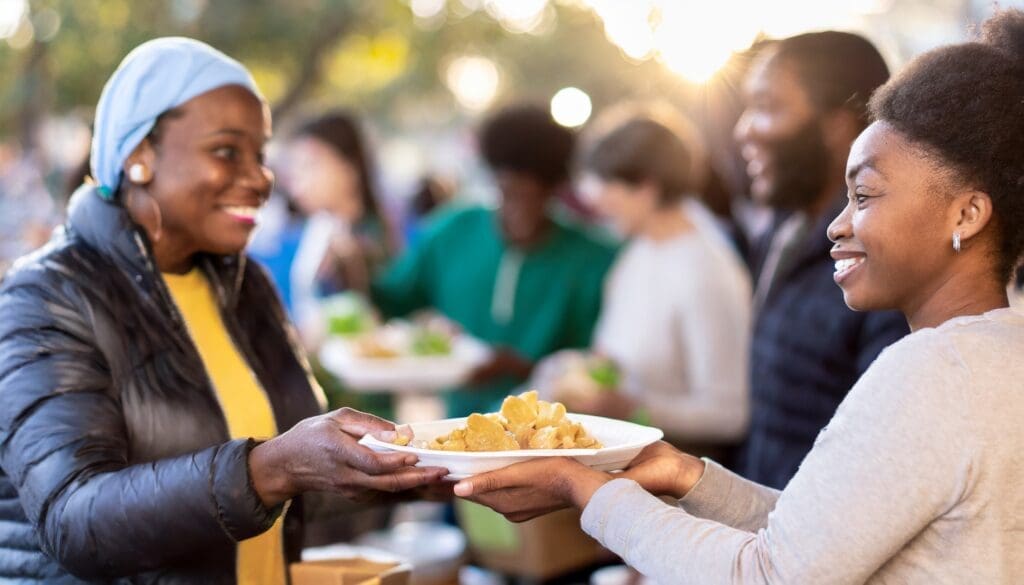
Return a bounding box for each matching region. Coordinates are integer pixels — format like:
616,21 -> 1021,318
163,268 -> 286,585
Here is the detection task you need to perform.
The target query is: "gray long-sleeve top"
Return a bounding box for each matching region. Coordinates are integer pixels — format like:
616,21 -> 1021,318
582,308 -> 1024,584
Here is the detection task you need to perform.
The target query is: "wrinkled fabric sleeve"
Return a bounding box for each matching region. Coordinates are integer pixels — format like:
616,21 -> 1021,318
581,337 -> 971,584
676,459 -> 779,532
0,279 -> 281,581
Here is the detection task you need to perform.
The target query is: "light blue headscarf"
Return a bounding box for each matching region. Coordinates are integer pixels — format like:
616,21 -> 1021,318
90,37 -> 261,198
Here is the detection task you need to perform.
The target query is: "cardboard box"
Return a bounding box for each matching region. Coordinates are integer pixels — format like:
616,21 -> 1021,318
456,501 -> 613,580
290,558 -> 412,585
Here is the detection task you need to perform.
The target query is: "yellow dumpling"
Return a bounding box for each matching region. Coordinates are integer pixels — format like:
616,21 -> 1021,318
535,400 -> 567,428
501,394 -> 538,429
519,389 -> 540,410
464,413 -> 520,452
528,426 -> 561,449
513,425 -> 536,449
426,390 -> 602,451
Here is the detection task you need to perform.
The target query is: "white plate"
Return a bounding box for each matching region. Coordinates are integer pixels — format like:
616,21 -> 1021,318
318,335 -> 491,393
360,414 -> 663,479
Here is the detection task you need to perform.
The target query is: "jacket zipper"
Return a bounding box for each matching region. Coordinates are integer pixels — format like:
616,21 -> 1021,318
132,230 -> 295,566
130,231 -> 232,437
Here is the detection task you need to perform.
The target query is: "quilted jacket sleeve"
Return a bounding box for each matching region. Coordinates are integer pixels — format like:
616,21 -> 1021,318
0,271 -> 281,580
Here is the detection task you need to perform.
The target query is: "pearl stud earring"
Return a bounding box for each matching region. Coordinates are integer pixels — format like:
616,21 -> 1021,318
128,163 -> 150,184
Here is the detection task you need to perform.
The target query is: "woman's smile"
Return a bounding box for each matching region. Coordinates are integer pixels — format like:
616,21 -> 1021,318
831,250 -> 866,285
219,204 -> 261,225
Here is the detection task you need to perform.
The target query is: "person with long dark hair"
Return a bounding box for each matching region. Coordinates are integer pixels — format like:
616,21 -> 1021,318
284,111 -> 398,344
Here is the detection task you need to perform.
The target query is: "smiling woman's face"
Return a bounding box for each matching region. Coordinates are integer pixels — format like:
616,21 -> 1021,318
140,84 -> 273,259
827,121 -> 967,314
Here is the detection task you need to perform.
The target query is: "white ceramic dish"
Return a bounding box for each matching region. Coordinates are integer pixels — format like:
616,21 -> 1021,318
318,335 -> 491,393
360,414 -> 664,479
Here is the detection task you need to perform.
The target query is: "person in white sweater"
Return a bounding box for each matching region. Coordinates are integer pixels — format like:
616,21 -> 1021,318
542,106 -> 751,448
453,10 -> 1024,583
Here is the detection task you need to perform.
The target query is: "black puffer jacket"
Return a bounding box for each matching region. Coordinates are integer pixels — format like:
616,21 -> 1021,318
0,186 -> 324,583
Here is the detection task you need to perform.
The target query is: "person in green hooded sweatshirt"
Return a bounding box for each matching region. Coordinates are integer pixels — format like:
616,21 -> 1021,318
372,104 -> 618,417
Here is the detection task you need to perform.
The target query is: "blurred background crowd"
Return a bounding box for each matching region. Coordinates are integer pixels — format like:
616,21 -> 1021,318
2,0 -> 1017,277
2,1 -> 1023,583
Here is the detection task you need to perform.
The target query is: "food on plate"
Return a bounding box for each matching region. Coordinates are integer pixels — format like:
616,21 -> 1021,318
410,327 -> 453,356
352,335 -> 402,359
426,390 -> 602,452
323,292 -> 378,337
348,317 -> 456,359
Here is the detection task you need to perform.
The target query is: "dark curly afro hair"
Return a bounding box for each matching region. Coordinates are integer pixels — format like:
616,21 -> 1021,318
869,9 -> 1024,283
478,104 -> 575,188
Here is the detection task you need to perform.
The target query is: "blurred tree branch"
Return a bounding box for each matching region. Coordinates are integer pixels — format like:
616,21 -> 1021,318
271,16 -> 350,123
0,0 -> 709,150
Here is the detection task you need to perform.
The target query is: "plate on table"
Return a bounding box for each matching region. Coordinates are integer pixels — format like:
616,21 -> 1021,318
360,414 -> 663,480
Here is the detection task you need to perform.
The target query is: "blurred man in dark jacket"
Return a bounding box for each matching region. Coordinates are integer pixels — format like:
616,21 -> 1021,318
733,32 -> 909,489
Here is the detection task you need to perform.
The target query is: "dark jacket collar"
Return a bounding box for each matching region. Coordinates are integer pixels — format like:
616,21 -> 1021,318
788,192 -> 847,271
65,185 -> 246,311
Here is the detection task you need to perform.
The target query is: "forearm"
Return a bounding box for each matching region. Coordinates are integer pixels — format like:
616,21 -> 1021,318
250,439 -> 296,507
40,439 -> 279,580
581,479 -> 772,585
677,459 -> 779,531
575,338 -> 970,585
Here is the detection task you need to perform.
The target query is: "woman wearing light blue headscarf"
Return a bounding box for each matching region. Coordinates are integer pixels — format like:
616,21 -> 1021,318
0,37 -> 445,584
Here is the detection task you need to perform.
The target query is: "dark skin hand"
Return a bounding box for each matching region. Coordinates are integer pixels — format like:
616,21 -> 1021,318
618,441 -> 706,500
346,476 -> 457,507
453,458 -> 611,522
451,442 -> 706,523
249,408 -> 448,508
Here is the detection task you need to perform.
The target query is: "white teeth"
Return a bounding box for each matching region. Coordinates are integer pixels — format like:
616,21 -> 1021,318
834,257 -> 865,273
223,206 -> 259,219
